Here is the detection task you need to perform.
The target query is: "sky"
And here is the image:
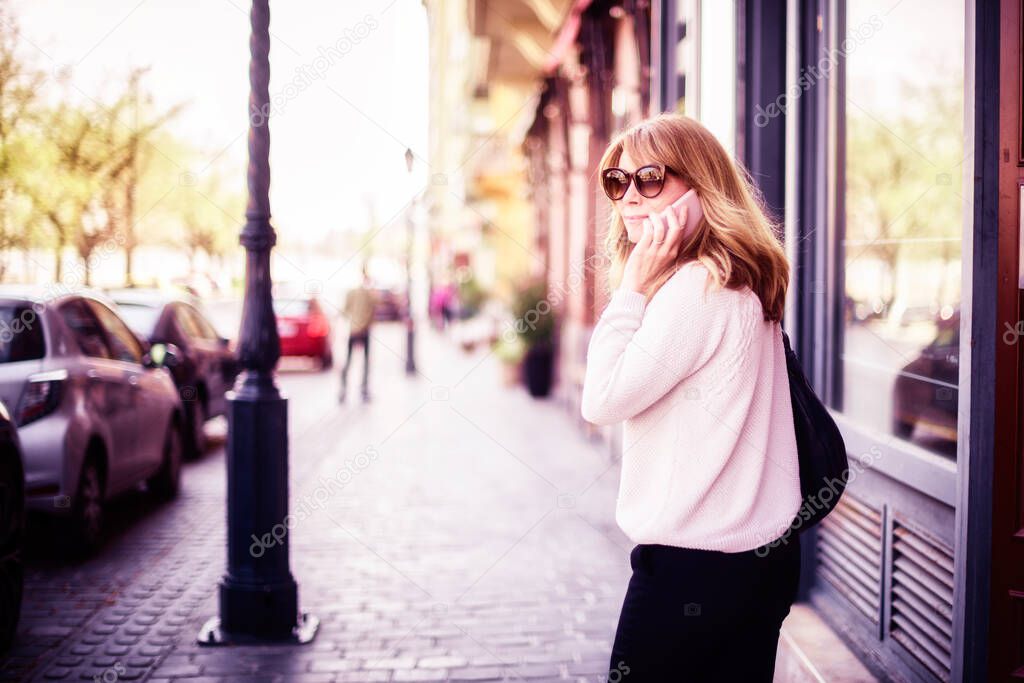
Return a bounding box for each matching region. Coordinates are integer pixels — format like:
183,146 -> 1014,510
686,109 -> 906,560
12,0 -> 430,247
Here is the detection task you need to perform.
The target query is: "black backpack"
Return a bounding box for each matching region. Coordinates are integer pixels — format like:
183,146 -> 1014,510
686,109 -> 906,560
781,329 -> 849,533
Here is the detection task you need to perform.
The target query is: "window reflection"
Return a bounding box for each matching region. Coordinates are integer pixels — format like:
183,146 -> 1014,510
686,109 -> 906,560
840,0 -> 964,459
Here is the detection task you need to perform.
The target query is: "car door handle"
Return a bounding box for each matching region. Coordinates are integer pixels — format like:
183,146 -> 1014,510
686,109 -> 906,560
86,369 -> 99,379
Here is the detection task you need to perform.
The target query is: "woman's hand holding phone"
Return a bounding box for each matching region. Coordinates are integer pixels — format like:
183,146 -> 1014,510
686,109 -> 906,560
620,189 -> 701,299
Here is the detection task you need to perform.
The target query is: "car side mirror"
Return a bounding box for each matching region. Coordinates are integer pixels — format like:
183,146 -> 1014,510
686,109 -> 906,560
145,342 -> 182,369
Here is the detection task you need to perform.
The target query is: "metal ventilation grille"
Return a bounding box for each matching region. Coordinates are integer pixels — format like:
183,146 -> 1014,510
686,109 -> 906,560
816,495 -> 883,623
890,520 -> 954,682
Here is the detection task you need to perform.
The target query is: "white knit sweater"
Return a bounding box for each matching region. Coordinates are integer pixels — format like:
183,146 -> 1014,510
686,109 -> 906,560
580,261 -> 802,552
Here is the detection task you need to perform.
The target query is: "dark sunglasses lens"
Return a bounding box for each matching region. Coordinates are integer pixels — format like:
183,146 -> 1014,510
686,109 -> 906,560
602,170 -> 629,199
635,166 -> 665,197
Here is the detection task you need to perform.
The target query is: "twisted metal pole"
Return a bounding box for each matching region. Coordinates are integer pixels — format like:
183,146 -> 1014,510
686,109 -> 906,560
199,0 -> 316,644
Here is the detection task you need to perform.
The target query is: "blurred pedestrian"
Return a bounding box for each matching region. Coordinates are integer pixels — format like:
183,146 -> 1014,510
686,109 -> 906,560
339,268 -> 377,403
581,112 -> 802,682
428,281 -> 448,331
439,279 -> 456,329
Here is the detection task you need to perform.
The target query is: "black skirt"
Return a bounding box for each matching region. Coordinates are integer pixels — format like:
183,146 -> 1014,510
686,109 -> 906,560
606,533 -> 801,683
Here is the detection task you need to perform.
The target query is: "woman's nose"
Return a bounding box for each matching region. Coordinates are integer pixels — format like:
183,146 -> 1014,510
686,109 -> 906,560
621,183 -> 642,204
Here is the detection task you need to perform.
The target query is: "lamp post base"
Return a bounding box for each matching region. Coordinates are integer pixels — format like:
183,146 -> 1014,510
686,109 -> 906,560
197,612 -> 319,646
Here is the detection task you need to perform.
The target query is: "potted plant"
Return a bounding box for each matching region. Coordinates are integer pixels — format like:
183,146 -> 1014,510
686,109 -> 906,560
511,279 -> 556,398
456,272 -> 486,319
492,333 -> 526,386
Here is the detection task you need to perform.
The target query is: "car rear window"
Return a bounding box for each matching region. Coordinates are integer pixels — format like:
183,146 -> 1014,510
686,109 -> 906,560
0,304 -> 45,363
114,302 -> 162,336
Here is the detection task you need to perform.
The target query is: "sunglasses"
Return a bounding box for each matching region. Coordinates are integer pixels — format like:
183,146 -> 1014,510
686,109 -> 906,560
600,163 -> 672,200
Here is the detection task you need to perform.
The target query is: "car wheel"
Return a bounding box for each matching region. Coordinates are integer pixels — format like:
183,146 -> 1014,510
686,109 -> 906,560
185,399 -> 207,460
69,458 -> 104,554
148,422 -> 182,501
0,450 -> 24,652
320,352 -> 333,370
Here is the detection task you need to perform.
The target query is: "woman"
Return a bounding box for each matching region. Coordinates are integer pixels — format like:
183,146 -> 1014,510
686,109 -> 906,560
580,112 -> 803,682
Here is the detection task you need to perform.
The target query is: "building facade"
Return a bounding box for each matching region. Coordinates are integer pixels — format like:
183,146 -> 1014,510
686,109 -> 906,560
515,0 -> 1019,681
425,0 -> 571,305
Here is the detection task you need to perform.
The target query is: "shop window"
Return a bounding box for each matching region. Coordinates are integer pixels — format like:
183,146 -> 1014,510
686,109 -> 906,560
660,0 -> 700,117
839,0 -> 964,460
697,0 -> 736,156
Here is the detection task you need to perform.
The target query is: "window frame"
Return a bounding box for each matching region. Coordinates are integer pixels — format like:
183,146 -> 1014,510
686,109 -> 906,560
0,303 -> 46,363
86,299 -> 145,366
172,303 -> 202,340
773,0 -> 984,681
58,298 -> 112,360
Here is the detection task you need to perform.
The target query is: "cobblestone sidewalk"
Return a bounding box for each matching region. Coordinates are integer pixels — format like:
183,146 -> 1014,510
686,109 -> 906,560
4,323 -> 633,682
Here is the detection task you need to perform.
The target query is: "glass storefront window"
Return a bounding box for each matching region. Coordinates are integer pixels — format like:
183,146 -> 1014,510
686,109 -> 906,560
698,0 -> 735,156
840,0 -> 964,460
661,0 -> 699,117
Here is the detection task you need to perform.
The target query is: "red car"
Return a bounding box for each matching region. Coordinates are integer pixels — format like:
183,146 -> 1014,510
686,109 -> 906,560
273,297 -> 333,369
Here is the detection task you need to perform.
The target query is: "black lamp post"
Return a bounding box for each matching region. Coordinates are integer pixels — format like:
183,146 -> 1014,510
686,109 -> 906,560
198,0 -> 317,645
404,147 -> 417,375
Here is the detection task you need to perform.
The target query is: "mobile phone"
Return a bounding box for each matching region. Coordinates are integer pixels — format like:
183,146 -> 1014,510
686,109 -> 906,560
667,188 -> 704,236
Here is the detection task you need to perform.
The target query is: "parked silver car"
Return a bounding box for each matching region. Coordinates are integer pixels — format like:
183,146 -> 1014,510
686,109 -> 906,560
0,398 -> 25,652
0,286 -> 184,552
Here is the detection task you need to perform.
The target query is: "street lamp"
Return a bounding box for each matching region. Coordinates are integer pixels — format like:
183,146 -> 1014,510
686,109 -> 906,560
198,0 -> 317,645
404,147 -> 416,375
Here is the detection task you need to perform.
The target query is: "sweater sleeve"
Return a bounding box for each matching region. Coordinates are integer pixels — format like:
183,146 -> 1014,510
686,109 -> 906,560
580,264 -> 734,426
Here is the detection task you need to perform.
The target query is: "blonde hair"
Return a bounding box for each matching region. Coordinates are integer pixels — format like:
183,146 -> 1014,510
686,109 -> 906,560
597,113 -> 789,322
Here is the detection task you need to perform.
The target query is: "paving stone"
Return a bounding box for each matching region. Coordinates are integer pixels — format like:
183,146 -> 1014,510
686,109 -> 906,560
363,655 -> 417,670
393,669 -> 451,681
31,625 -> 75,637
446,665 -> 509,681
54,655 -> 84,666
150,663 -> 203,677
334,673 -> 390,682
309,658 -> 361,672
418,654 -> 468,668
125,655 -> 156,667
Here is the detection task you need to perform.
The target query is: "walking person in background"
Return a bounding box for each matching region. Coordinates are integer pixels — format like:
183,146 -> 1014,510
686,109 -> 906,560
439,277 -> 457,329
581,112 -> 802,682
339,267 -> 377,403
428,277 -> 454,331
